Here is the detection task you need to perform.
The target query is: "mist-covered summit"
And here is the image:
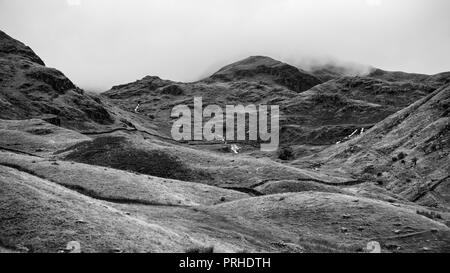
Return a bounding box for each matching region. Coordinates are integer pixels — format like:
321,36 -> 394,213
207,55 -> 322,92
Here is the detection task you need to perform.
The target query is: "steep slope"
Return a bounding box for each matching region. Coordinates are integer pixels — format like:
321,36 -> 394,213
280,75 -> 442,148
0,30 -> 122,131
281,64 -> 450,151
294,85 -> 450,209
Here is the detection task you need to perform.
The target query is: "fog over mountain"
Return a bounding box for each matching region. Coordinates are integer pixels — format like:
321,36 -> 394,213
0,0 -> 449,91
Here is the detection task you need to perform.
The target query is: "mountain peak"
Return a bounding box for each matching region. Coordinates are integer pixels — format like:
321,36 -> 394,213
0,30 -> 45,66
217,56 -> 281,71
209,56 -> 322,92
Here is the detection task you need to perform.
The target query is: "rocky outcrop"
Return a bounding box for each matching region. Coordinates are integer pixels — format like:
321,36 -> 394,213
26,67 -> 75,93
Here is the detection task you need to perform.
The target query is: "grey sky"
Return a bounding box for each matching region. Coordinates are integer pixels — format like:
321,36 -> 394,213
1,0 -> 449,91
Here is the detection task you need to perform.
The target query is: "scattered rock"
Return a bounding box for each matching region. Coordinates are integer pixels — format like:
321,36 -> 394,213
15,244 -> 30,253
365,241 -> 381,253
385,244 -> 401,251
277,242 -> 305,253
230,144 -> 240,154
109,248 -> 123,253
65,241 -> 81,253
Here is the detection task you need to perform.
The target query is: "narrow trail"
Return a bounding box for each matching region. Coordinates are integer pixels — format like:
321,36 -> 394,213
80,127 -> 139,135
59,183 -> 188,207
371,230 -> 438,241
250,177 -> 367,189
222,187 -> 264,196
303,177 -> 367,187
80,126 -> 176,143
412,175 -> 450,202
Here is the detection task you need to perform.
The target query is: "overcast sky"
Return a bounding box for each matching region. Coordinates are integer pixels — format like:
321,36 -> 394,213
1,0 -> 449,91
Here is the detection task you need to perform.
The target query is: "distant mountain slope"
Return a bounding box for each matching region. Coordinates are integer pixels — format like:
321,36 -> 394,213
368,68 -> 430,83
280,74 -> 445,147
305,62 -> 372,82
104,56 -> 449,152
307,62 -> 450,85
295,85 -> 450,209
0,30 -> 118,131
367,68 -> 450,86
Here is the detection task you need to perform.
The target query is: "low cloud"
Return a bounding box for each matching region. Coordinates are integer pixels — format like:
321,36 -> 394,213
0,0 -> 449,91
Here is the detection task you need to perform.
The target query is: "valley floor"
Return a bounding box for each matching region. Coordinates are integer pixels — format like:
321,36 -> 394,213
1,118 -> 449,253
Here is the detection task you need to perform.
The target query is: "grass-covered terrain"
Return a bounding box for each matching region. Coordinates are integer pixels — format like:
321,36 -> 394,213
1,29 -> 449,253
